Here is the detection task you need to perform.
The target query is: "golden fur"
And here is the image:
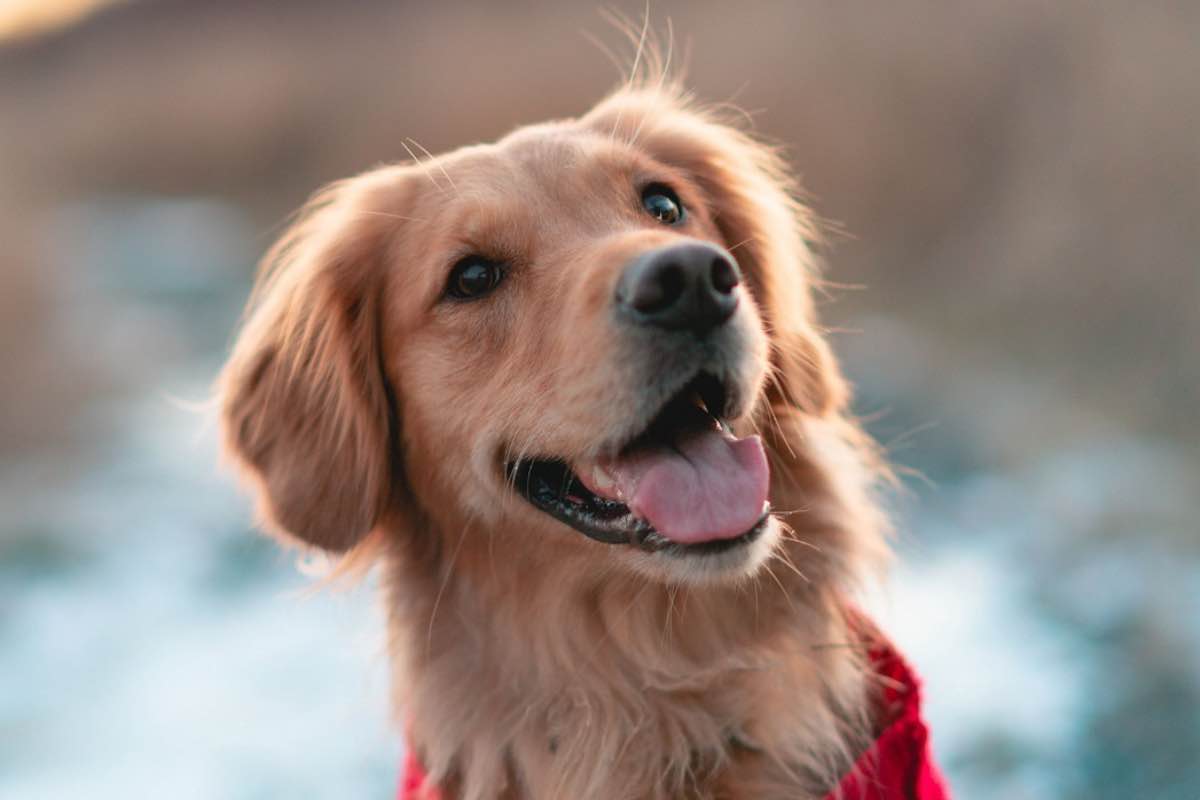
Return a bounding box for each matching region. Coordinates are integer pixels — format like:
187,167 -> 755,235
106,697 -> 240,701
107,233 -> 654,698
218,82 -> 891,799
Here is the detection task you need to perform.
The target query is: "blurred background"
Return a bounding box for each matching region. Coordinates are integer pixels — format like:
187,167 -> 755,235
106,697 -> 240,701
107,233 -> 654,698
1,1 -> 1197,797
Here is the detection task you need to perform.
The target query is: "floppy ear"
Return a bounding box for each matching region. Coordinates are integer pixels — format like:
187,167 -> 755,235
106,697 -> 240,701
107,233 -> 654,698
585,89 -> 847,417
217,173 -> 403,552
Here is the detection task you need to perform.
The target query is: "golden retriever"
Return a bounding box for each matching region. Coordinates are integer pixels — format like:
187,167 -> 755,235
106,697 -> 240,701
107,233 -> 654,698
217,81 -> 892,799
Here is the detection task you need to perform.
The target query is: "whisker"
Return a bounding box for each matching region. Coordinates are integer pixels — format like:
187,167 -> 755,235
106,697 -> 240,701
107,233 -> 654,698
760,391 -> 796,461
352,210 -> 429,224
776,517 -> 822,550
882,420 -> 939,453
426,516 -> 473,655
761,562 -> 800,617
401,139 -> 448,197
662,583 -> 679,645
580,28 -> 626,79
624,16 -> 673,148
771,505 -> 814,517
727,235 -> 759,253
626,3 -> 651,90
407,137 -> 459,198
772,548 -> 811,584
602,4 -> 651,140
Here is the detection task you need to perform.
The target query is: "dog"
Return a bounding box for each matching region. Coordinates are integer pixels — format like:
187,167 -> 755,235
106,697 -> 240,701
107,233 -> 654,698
217,80 -> 948,799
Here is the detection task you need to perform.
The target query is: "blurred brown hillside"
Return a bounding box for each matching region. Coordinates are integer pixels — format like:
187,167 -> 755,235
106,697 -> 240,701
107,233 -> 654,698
2,0 -> 1197,454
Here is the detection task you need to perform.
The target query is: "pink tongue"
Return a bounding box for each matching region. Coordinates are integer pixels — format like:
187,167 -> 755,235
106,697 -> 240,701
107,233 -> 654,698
581,429 -> 770,545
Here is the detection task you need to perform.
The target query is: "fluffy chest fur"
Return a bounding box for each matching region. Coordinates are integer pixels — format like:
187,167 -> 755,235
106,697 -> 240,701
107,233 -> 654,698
386,430 -> 880,800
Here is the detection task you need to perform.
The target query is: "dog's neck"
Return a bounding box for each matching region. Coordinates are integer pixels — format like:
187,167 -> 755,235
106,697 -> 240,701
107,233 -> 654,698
382,416 -> 885,800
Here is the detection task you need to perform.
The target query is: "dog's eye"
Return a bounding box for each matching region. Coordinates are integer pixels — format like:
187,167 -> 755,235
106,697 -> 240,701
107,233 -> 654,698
446,256 -> 504,300
642,184 -> 684,225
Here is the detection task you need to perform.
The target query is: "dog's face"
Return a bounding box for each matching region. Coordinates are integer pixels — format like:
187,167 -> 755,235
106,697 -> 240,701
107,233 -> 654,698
398,124 -> 778,582
220,89 -> 844,585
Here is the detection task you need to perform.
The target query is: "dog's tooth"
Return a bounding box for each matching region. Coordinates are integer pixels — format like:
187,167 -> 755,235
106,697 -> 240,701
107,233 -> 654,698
591,465 -> 617,496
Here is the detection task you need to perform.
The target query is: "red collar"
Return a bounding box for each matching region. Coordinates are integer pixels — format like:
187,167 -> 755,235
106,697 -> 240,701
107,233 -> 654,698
398,625 -> 950,800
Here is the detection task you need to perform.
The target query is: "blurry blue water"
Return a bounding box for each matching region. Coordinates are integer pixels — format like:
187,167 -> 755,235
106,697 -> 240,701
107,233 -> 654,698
0,198 -> 395,799
846,317 -> 1200,799
1,196 -> 1196,798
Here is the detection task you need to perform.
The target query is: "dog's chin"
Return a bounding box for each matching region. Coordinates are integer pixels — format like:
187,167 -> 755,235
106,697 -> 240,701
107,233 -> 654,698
622,514 -> 781,585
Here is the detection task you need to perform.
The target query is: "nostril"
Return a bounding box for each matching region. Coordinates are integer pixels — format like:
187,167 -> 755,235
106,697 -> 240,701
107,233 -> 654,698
710,257 -> 739,295
617,242 -> 740,332
632,262 -> 686,313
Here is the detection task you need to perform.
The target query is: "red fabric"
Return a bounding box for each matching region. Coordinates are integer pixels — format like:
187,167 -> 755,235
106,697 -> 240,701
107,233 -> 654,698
398,627 -> 950,800
399,749 -> 430,800
832,631 -> 951,799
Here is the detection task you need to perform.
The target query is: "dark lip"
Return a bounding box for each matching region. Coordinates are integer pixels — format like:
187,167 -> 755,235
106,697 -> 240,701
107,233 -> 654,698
634,509 -> 771,556
504,371 -> 769,556
506,457 -> 651,546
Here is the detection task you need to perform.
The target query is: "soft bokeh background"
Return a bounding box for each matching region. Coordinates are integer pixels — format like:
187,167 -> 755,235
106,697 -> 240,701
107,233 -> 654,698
1,1 -> 1197,798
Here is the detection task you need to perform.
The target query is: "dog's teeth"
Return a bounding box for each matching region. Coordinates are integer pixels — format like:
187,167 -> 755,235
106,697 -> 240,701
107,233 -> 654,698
591,465 -> 619,498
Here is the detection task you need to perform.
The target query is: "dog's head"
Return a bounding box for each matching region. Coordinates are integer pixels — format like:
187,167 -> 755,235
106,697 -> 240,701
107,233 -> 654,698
219,87 -> 850,585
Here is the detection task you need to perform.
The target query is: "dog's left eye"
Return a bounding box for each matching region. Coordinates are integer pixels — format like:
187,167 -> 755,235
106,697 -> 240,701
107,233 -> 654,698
446,256 -> 504,300
642,184 -> 685,225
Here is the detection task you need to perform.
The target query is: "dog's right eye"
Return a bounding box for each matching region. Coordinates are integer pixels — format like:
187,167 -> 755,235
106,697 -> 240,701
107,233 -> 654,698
446,256 -> 504,300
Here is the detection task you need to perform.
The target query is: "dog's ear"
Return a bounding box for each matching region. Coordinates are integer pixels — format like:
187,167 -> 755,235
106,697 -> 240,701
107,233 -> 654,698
586,89 -> 847,417
217,172 -> 404,552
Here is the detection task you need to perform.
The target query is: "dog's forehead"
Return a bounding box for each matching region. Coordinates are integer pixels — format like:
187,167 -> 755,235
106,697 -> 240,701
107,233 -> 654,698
439,124 -> 648,206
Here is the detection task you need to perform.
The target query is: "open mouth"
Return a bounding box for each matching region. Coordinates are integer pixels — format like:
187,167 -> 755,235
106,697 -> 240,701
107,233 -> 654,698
506,372 -> 771,556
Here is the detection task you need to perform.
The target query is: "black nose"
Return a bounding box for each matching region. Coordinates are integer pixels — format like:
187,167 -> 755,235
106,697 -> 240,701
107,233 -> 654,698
617,242 -> 741,333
